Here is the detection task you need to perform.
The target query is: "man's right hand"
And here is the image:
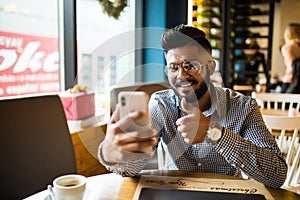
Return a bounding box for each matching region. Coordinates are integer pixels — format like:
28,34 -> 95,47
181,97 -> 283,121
101,105 -> 158,163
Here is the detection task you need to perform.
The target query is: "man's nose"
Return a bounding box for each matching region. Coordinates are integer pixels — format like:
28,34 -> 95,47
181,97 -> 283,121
177,66 -> 190,77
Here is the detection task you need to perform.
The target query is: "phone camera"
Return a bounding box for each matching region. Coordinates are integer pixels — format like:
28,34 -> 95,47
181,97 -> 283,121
121,96 -> 126,106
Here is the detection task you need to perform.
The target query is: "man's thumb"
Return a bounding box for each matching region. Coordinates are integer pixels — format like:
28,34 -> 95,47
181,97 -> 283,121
181,97 -> 194,114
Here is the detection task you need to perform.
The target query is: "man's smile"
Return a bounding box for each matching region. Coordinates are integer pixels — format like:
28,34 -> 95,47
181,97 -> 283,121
175,80 -> 197,90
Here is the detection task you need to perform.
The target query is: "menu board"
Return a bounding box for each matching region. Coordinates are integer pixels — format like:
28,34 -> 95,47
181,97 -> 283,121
133,175 -> 274,200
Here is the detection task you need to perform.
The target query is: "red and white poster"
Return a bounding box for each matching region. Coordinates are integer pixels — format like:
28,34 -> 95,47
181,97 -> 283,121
0,31 -> 60,97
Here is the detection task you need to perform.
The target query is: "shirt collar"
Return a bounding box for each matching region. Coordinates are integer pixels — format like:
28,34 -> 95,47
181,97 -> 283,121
202,83 -> 216,117
205,84 -> 228,122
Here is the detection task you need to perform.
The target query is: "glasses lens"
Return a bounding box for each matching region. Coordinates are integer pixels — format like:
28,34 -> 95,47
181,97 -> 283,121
182,62 -> 194,71
165,60 -> 211,78
169,63 -> 179,72
165,64 -> 178,77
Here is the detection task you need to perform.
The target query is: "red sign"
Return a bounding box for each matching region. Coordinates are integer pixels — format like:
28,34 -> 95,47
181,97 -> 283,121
0,31 -> 60,97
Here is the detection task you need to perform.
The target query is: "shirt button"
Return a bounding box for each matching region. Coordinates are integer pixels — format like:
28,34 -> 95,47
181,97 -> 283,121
198,163 -> 202,167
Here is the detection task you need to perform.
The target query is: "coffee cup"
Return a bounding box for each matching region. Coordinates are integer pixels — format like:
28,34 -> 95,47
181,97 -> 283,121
52,174 -> 86,200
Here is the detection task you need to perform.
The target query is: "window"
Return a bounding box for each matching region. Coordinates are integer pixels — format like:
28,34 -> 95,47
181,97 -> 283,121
0,0 -> 136,118
76,0 -> 136,115
0,0 -> 60,97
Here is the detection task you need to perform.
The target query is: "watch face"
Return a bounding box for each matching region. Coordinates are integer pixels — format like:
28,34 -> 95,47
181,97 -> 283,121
209,127 -> 221,141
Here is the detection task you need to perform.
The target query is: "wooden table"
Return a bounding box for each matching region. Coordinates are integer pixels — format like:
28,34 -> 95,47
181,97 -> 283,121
71,124 -> 108,177
260,109 -> 290,116
25,170 -> 299,200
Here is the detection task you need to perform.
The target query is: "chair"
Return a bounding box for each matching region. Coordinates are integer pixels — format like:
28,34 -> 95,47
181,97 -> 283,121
0,94 -> 76,199
262,114 -> 300,191
251,92 -> 300,111
288,145 -> 300,194
110,81 -> 170,113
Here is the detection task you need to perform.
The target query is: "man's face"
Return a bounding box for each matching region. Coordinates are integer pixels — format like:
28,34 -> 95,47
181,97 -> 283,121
165,45 -> 212,103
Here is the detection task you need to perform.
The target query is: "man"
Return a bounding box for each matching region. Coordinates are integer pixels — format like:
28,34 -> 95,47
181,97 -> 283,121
237,38 -> 270,90
98,24 -> 287,188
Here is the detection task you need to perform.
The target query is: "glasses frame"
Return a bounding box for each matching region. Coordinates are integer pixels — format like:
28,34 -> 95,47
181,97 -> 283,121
164,59 -> 213,78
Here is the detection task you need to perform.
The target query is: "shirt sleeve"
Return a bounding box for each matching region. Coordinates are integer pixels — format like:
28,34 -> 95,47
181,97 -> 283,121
98,140 -> 152,177
214,101 -> 287,188
97,92 -> 168,177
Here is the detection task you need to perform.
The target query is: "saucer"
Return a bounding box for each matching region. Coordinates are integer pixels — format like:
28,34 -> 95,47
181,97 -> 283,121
43,189 -> 100,200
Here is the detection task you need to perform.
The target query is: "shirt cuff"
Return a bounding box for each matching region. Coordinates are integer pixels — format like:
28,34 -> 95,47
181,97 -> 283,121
215,128 -> 241,164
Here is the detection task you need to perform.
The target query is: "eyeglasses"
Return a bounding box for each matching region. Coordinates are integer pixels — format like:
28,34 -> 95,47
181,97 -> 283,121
164,59 -> 213,78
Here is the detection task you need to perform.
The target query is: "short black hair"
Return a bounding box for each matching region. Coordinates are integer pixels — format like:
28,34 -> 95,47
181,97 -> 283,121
161,24 -> 212,54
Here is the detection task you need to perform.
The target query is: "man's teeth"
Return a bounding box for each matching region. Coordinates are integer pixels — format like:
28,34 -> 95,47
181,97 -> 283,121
181,83 -> 192,87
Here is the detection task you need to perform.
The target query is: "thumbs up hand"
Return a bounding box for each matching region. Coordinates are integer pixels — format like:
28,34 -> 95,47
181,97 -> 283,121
176,98 -> 210,144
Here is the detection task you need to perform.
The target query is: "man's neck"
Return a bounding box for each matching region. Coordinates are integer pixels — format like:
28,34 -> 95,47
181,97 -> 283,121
197,88 -> 211,112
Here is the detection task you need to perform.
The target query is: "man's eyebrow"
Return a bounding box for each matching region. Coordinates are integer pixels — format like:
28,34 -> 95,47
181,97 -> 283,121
169,59 -> 197,64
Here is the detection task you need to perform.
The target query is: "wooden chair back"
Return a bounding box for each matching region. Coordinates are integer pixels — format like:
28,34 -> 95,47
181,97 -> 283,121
251,92 -> 300,111
262,115 -> 300,189
110,81 -> 170,113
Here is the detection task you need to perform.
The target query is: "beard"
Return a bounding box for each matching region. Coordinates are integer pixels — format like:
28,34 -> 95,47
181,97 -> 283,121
171,69 -> 211,103
172,76 -> 209,104
186,81 -> 208,103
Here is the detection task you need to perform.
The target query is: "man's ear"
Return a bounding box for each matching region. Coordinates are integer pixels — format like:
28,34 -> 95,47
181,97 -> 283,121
208,60 -> 216,75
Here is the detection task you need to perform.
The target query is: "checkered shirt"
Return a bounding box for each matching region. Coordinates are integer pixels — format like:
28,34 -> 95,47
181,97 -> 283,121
99,85 -> 287,189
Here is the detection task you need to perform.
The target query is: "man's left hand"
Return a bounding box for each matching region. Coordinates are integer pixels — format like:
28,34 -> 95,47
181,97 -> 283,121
176,98 -> 210,144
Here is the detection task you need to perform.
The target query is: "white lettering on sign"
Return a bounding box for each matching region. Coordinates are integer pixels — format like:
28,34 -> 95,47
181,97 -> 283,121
0,74 -> 58,83
44,52 -> 59,72
13,41 -> 42,73
0,36 -> 23,48
0,41 -> 58,73
0,49 -> 17,71
0,74 -> 16,82
40,83 -> 59,91
6,83 -> 39,95
17,73 -> 59,82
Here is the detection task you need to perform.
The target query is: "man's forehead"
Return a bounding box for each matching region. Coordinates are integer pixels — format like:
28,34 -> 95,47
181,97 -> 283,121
166,46 -> 210,62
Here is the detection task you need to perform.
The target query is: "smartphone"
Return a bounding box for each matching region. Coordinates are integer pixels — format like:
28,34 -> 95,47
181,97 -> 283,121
118,91 -> 150,132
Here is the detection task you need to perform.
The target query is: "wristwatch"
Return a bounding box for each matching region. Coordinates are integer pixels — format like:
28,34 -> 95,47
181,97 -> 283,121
205,122 -> 223,145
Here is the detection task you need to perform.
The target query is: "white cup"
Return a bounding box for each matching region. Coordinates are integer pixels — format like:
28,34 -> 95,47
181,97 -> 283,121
52,174 -> 86,200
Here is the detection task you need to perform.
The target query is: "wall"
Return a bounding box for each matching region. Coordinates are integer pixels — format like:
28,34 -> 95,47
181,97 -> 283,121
142,0 -> 188,83
272,0 -> 300,80
143,0 -> 166,82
